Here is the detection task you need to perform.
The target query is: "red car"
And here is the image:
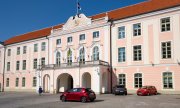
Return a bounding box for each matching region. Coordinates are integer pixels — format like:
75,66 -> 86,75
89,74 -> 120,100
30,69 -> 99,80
137,86 -> 157,96
60,88 -> 96,103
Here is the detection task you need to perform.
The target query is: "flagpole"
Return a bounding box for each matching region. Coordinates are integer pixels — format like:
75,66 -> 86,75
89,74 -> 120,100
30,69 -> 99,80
76,0 -> 78,15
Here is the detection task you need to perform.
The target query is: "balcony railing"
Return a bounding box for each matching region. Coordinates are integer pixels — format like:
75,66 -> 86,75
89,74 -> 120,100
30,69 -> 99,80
40,60 -> 109,70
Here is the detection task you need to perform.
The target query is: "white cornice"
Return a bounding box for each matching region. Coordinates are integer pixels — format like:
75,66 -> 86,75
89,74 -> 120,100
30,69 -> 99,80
114,6 -> 180,24
5,37 -> 48,47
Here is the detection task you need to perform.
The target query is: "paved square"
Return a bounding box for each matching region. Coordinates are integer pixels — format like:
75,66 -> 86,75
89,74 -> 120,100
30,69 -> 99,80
0,92 -> 180,108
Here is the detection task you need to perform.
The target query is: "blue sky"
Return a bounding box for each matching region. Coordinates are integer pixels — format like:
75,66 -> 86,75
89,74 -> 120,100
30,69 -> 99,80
0,0 -> 146,41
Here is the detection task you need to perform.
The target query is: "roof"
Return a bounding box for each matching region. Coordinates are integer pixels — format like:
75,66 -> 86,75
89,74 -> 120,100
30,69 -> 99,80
4,24 -> 63,45
4,0 -> 180,45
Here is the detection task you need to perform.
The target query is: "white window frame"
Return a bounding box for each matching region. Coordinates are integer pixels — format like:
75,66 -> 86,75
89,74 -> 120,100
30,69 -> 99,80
41,42 -> 46,51
23,46 -> 27,54
93,46 -> 99,61
133,23 -> 141,36
34,44 -> 38,52
133,45 -> 142,61
15,78 -> 19,87
67,37 -> 73,43
161,17 -> 170,32
93,31 -> 99,38
22,60 -> 26,70
17,47 -> 20,55
16,61 -> 20,70
118,26 -> 125,39
56,39 -> 61,45
163,72 -> 173,89
134,73 -> 142,88
161,41 -> 171,59
118,47 -> 126,62
22,77 -> 26,87
118,74 -> 126,87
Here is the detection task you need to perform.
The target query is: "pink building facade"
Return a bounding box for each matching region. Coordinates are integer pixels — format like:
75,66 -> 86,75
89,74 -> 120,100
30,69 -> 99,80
0,0 -> 180,94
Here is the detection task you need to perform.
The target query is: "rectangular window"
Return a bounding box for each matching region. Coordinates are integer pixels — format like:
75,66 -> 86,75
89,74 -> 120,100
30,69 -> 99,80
163,72 -> 173,89
7,62 -> 10,71
134,73 -> 142,88
16,78 -> 19,87
33,77 -> 37,87
16,61 -> 20,70
41,57 -> 45,66
79,34 -> 85,41
56,39 -> 61,45
41,42 -> 46,51
161,17 -> 170,32
119,74 -> 126,87
23,46 -> 27,54
118,26 -> 125,39
7,49 -> 11,56
93,31 -> 99,38
133,23 -> 141,36
17,47 -> 20,55
22,77 -> 25,87
133,45 -> 142,61
118,47 -> 126,62
6,78 -> 9,87
67,37 -> 73,43
33,59 -> 37,69
162,42 -> 171,59
34,44 -> 38,52
22,60 -> 26,70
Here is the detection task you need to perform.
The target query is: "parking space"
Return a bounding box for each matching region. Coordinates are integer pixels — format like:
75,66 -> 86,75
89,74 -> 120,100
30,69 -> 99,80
0,92 -> 180,108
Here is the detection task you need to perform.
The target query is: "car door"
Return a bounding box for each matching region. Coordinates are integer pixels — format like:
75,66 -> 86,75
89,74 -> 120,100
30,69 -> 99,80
66,89 -> 74,100
73,88 -> 82,101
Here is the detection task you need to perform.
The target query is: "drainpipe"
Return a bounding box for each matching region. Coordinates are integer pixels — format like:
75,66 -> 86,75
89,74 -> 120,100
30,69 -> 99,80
46,36 -> 49,65
109,19 -> 113,93
2,43 -> 6,92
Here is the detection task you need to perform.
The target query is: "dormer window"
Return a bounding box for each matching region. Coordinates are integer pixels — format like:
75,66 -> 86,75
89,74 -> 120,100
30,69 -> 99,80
67,37 -> 73,43
79,34 -> 85,41
93,31 -> 99,38
56,39 -> 61,45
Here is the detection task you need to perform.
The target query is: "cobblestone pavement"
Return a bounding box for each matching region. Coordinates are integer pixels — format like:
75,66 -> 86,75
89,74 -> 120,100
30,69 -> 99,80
0,92 -> 180,108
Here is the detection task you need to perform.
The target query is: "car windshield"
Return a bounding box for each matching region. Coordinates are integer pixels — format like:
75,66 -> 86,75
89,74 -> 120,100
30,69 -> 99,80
116,85 -> 124,88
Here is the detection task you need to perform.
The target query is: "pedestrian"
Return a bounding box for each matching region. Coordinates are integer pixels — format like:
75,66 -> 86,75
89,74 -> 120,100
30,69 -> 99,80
38,86 -> 43,96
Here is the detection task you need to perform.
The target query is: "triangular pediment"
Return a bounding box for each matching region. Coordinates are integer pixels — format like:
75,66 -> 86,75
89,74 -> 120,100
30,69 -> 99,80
63,14 -> 92,30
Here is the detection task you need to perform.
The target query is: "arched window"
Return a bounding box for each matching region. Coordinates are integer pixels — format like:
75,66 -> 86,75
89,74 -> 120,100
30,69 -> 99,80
93,46 -> 99,61
79,47 -> 85,64
56,52 -> 61,65
163,72 -> 173,89
134,73 -> 142,88
67,49 -> 72,65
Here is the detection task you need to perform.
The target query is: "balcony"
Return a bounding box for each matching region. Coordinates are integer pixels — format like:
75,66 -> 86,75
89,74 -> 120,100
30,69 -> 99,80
40,60 -> 109,70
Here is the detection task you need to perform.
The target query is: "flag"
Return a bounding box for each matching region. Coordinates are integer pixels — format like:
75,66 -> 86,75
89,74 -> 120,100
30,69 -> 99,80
77,2 -> 81,10
67,48 -> 71,56
82,47 -> 84,53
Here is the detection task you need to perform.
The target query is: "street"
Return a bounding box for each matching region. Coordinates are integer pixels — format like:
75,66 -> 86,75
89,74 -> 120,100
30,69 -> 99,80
0,92 -> 180,108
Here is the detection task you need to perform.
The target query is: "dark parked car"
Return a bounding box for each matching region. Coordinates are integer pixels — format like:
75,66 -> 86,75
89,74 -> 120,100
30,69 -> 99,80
60,88 -> 96,103
137,86 -> 157,96
112,85 -> 127,95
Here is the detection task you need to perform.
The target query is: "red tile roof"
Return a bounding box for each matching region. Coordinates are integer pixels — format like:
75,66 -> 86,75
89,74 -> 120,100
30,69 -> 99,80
4,24 -> 63,45
4,0 -> 180,45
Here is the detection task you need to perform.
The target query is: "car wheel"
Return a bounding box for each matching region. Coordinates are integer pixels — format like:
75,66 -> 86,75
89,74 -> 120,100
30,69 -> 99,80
90,99 -> 94,102
61,96 -> 66,102
81,97 -> 87,103
125,93 -> 127,95
147,93 -> 150,96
